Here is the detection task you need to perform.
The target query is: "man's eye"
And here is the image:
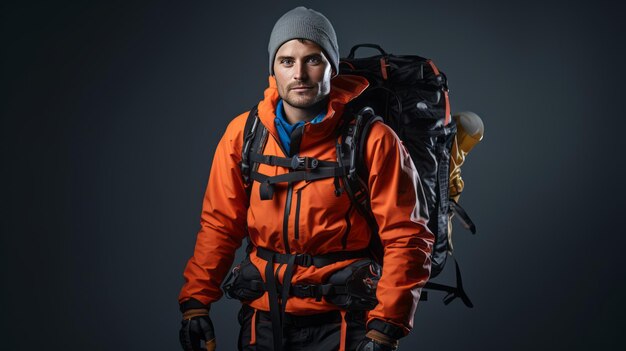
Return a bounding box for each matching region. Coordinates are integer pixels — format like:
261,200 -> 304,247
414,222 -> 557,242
307,57 -> 321,64
281,59 -> 294,65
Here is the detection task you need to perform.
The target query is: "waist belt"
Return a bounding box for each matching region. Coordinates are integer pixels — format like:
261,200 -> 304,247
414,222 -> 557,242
289,283 -> 347,301
232,279 -> 347,302
256,246 -> 370,268
254,246 -> 369,351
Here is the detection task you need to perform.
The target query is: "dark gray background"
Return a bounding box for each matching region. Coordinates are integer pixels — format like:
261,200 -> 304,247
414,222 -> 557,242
2,0 -> 625,350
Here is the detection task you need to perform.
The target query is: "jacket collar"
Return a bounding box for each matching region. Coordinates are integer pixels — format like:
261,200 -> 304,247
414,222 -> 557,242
257,74 -> 369,147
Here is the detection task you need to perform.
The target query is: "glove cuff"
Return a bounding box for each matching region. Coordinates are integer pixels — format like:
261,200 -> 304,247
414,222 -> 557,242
365,329 -> 399,349
367,319 -> 405,340
179,297 -> 210,313
182,308 -> 210,320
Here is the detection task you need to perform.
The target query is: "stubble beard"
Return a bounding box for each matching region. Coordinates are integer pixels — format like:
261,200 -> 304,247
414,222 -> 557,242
284,91 -> 320,109
281,82 -> 330,110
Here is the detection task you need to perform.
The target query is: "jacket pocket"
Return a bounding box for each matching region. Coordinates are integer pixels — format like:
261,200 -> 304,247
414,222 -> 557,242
222,257 -> 265,302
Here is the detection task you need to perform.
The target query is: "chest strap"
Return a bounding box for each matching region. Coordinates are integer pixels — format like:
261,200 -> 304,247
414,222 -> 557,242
249,154 -> 345,200
249,153 -> 338,170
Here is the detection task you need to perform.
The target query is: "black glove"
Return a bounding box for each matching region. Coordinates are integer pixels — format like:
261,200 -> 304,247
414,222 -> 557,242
179,310 -> 216,351
356,330 -> 399,351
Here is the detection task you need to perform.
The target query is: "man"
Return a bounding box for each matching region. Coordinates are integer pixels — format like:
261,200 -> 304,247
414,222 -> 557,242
179,7 -> 433,351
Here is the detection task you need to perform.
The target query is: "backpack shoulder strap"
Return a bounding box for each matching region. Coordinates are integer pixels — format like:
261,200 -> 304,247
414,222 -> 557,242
241,105 -> 258,184
338,106 -> 384,262
241,104 -> 269,199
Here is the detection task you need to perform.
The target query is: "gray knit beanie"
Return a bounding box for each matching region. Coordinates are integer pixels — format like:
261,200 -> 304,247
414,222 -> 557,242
268,6 -> 339,76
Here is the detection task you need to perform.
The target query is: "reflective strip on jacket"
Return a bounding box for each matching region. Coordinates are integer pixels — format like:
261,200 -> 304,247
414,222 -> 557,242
179,74 -> 434,335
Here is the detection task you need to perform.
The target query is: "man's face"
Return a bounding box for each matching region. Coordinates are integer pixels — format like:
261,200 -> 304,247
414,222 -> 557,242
273,39 -> 333,110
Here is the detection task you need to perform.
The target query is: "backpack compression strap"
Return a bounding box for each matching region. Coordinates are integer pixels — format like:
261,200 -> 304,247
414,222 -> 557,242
449,199 -> 477,234
423,259 -> 474,308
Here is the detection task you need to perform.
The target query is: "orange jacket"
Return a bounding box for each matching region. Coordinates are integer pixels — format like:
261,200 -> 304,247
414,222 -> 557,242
179,74 -> 434,335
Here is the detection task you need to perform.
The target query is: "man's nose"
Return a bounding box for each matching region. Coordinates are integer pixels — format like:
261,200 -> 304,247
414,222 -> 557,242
293,61 -> 308,81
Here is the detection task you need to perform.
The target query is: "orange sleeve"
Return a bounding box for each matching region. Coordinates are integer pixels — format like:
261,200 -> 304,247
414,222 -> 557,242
178,112 -> 250,306
364,122 -> 434,335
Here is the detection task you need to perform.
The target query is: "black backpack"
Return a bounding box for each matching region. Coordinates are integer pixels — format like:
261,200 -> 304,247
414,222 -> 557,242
339,44 -> 476,307
240,44 -> 476,307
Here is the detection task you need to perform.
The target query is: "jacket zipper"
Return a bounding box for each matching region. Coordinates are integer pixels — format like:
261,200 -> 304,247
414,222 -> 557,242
281,124 -> 303,252
283,183 -> 293,253
294,189 -> 302,240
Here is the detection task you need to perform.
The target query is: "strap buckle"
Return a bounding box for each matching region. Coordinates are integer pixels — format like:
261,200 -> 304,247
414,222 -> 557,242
294,253 -> 313,267
291,156 -> 319,171
297,284 -> 314,297
292,284 -> 324,301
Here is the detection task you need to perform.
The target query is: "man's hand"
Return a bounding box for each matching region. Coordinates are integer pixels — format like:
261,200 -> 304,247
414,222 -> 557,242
356,329 -> 399,351
179,308 -> 216,351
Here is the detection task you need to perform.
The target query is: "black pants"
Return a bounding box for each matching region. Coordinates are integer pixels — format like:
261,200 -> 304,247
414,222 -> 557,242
237,304 -> 367,351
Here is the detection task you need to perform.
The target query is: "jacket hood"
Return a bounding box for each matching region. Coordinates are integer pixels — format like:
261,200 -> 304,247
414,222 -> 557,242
257,74 -> 369,146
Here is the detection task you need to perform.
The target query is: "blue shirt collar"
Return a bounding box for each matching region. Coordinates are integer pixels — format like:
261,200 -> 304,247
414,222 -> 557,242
274,99 -> 326,155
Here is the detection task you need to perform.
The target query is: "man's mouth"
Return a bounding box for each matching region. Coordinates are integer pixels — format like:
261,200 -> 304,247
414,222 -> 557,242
290,86 -> 314,91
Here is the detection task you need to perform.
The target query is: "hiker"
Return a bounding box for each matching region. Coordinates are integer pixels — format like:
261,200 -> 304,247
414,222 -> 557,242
178,6 -> 434,351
